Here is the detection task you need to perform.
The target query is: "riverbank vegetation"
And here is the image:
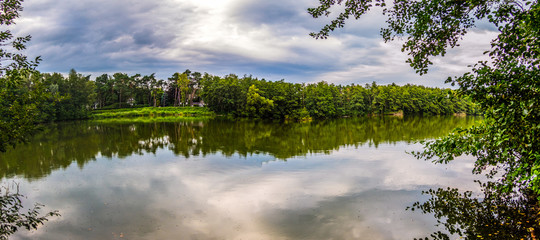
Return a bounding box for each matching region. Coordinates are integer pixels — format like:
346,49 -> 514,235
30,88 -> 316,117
1,0 -> 535,238
309,0 -> 540,239
201,74 -> 479,119
6,68 -> 480,124
91,106 -> 214,119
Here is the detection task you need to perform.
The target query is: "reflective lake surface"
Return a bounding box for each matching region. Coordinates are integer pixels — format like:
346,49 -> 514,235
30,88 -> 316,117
1,116 -> 481,239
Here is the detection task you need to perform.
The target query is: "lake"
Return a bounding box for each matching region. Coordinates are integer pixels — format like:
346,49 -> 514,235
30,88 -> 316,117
1,116 -> 481,239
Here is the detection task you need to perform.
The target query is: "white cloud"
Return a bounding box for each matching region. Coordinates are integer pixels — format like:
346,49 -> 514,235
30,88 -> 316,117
11,0 -> 498,85
13,143 -> 480,239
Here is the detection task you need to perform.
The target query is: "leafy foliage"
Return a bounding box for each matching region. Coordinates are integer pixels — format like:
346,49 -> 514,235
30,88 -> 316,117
200,74 -> 478,119
0,0 -> 41,75
0,183 -> 59,239
0,0 -> 52,152
42,70 -> 96,120
0,3 -> 61,237
246,85 -> 274,118
309,0 -> 540,238
415,1 -> 540,195
92,70 -> 203,109
308,0 -> 533,74
0,70 -> 55,152
177,73 -> 190,106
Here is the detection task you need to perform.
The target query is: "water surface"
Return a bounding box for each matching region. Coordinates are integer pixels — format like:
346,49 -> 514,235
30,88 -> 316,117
1,116 -> 481,239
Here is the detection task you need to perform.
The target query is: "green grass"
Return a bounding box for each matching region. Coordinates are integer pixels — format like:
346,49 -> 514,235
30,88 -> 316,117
91,116 -> 213,124
91,107 -> 214,119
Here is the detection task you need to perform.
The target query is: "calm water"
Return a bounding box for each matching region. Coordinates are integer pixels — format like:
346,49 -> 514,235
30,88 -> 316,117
1,116 -> 481,239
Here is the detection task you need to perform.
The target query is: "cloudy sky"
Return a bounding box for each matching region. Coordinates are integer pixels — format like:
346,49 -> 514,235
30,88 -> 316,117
11,0 -> 498,87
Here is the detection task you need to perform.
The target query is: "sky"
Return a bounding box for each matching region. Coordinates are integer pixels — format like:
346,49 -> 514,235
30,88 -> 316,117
11,0 -> 498,87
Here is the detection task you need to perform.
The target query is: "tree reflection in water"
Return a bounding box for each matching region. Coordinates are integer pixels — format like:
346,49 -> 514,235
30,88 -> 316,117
0,116 -> 479,181
411,181 -> 540,240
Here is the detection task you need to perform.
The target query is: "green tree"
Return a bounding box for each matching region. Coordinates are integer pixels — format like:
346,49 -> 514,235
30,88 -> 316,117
245,85 -> 274,118
310,0 -> 540,238
0,70 -> 52,151
177,72 -> 190,106
94,74 -> 115,108
0,0 -> 54,151
346,84 -> 369,116
150,77 -> 165,107
189,71 -> 203,104
199,71 -> 471,119
0,183 -> 60,239
304,81 -> 340,118
166,72 -> 180,106
0,1 -> 60,238
0,0 -> 40,75
112,73 -> 131,108
200,74 -> 246,115
51,69 -> 95,120
135,74 -> 155,106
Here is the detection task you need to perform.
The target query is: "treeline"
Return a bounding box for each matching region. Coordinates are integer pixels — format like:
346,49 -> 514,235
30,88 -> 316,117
13,69 -> 479,122
201,74 -> 480,119
94,69 -> 203,109
12,69 -> 203,122
9,69 -> 96,122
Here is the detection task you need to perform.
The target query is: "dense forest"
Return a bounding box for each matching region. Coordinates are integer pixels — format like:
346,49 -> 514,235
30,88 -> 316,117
201,74 -> 479,119
14,68 -> 479,122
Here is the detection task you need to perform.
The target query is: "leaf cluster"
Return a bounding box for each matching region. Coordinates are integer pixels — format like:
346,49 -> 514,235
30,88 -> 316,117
0,69 -> 56,152
308,0 -> 534,74
0,183 -> 59,239
416,1 -> 540,195
309,0 -> 540,238
0,0 -> 40,75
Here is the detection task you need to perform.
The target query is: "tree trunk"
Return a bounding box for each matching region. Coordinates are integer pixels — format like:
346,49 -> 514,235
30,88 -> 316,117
190,88 -> 197,105
119,91 -> 122,108
176,87 -> 181,106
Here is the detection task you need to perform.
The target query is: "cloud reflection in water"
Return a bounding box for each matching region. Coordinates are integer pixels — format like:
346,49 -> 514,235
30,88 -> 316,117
4,117 -> 481,239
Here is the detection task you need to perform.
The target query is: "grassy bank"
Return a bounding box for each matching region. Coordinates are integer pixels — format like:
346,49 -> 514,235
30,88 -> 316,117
91,107 -> 214,119
92,116 -> 214,123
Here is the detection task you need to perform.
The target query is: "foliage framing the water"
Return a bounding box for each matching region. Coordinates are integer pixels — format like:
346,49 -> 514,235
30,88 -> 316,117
0,0 -> 57,152
0,183 -> 60,240
309,0 -> 540,238
0,1 -> 61,237
409,182 -> 540,240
